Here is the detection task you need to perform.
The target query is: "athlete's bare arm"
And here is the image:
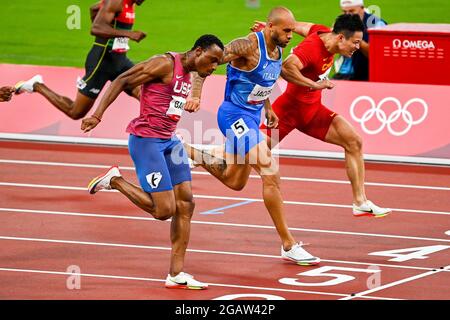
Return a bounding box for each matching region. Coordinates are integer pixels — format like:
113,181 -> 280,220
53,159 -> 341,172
91,0 -> 146,42
292,21 -> 314,37
190,36 -> 254,103
89,1 -> 101,22
264,99 -> 279,129
186,72 -> 204,112
281,54 -> 334,90
221,37 -> 254,65
81,55 -> 173,132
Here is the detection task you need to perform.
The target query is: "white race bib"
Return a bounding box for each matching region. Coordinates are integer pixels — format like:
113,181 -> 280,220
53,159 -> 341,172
318,67 -> 332,81
111,37 -> 130,53
231,118 -> 250,139
248,84 -> 274,104
166,95 -> 186,121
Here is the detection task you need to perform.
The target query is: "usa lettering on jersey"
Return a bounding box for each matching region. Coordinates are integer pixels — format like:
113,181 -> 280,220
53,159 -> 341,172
173,80 -> 192,96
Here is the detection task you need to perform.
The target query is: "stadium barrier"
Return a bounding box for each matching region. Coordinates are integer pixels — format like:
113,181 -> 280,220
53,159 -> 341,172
1,63 -> 449,165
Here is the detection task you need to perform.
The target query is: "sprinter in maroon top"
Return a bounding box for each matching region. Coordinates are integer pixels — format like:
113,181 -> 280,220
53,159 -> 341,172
82,35 -> 224,289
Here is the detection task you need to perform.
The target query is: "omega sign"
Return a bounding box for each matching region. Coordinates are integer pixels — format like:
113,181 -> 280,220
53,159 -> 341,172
393,39 -> 436,50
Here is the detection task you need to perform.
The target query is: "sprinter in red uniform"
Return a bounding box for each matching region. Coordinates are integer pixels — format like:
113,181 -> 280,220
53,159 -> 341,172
81,35 -> 224,289
256,14 -> 391,217
15,0 -> 147,119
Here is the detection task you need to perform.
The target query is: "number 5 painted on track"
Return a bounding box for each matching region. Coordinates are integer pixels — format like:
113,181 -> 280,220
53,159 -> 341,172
279,266 -> 381,287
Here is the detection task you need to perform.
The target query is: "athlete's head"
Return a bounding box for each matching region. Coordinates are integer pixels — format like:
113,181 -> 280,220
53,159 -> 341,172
340,0 -> 365,20
266,7 -> 296,48
134,0 -> 145,6
332,14 -> 364,57
191,34 -> 224,77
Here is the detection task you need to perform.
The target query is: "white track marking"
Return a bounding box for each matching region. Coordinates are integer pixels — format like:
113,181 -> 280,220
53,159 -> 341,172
0,234 -> 443,272
1,207 -> 450,244
340,265 -> 450,300
0,158 -> 448,191
1,181 -> 449,216
0,267 -> 399,300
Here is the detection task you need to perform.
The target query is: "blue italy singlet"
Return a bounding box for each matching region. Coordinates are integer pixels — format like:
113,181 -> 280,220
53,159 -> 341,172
224,31 -> 283,112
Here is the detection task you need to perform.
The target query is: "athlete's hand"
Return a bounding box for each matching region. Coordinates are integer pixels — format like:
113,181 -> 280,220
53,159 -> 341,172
184,97 -> 201,113
313,79 -> 335,91
129,31 -> 147,42
265,108 -> 279,129
0,86 -> 15,102
81,116 -> 101,133
251,21 -> 266,32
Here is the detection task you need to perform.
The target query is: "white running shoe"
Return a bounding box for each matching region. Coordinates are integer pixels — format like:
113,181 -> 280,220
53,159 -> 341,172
165,272 -> 208,290
353,200 -> 391,218
87,166 -> 121,194
281,243 -> 320,266
14,75 -> 44,94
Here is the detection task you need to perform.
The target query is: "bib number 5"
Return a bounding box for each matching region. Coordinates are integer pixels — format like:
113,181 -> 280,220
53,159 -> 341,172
231,118 -> 250,139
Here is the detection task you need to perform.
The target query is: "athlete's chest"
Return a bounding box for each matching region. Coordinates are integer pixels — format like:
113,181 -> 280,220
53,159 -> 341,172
115,1 -> 135,24
303,41 -> 334,78
314,55 -> 334,74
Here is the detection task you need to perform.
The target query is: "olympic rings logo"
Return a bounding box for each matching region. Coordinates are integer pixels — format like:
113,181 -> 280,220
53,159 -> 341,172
350,96 -> 428,136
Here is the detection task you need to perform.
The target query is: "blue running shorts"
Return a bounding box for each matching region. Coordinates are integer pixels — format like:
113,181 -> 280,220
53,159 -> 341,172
217,100 -> 265,158
128,134 -> 191,193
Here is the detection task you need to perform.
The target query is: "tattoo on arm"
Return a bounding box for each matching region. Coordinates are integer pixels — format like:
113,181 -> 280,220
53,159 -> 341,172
191,72 -> 205,99
221,37 -> 253,64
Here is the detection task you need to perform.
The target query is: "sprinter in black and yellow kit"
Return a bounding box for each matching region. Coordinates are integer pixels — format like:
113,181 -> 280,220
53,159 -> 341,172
15,0 -> 147,120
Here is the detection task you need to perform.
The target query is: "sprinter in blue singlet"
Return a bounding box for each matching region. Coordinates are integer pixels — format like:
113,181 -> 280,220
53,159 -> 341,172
185,7 -> 321,266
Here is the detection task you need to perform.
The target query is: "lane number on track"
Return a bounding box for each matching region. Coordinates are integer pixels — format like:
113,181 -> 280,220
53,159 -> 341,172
279,266 -> 381,287
369,245 -> 450,262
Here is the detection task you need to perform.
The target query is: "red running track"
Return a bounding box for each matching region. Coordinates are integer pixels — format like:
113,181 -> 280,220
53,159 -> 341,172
0,141 -> 449,300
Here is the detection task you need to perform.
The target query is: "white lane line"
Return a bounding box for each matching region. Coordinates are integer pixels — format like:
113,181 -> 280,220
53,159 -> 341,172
1,158 -> 448,191
1,207 -> 450,245
2,207 -> 450,245
0,267 -> 397,300
340,265 -> 450,300
0,234 -> 442,272
1,181 -> 449,216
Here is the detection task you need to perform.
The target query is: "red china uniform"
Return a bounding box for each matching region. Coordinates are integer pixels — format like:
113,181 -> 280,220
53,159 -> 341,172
262,24 -> 338,141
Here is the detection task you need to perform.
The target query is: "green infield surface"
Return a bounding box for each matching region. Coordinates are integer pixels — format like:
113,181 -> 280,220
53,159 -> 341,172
1,0 -> 448,74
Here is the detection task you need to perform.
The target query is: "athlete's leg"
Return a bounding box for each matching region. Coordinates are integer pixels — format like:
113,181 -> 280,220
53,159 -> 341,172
110,176 -> 175,220
247,140 -> 296,250
104,135 -> 180,220
169,181 -> 195,276
324,115 -> 366,205
22,45 -> 110,120
33,85 -> 96,120
183,142 -> 251,191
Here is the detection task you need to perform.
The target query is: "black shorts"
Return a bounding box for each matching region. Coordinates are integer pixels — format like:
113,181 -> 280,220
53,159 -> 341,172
77,43 -> 134,99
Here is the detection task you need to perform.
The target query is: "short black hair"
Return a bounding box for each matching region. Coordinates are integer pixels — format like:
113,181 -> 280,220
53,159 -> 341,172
332,14 -> 365,39
191,34 -> 224,51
